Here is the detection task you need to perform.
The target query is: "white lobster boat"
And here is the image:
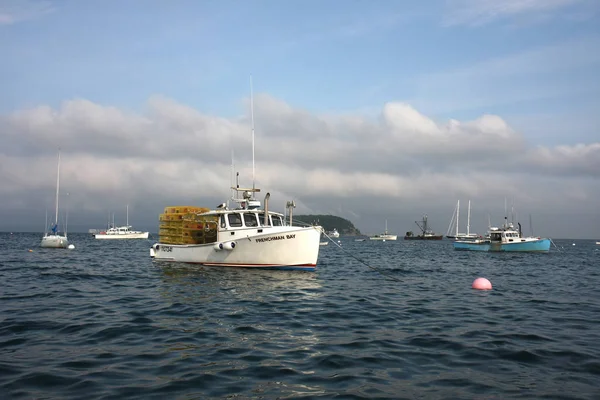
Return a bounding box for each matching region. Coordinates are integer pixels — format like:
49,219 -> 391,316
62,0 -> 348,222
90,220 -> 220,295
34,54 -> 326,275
150,189 -> 322,270
150,77 -> 322,270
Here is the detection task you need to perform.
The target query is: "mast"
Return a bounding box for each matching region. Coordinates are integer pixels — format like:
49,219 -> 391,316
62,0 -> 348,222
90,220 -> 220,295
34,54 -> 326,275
126,204 -> 129,227
55,150 -> 61,225
65,192 -> 69,235
250,75 -> 255,196
467,200 -> 471,235
456,200 -> 460,236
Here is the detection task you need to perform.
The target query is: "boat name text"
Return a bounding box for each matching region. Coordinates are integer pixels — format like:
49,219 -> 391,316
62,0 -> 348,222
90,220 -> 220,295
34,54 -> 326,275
255,234 -> 296,243
161,246 -> 173,252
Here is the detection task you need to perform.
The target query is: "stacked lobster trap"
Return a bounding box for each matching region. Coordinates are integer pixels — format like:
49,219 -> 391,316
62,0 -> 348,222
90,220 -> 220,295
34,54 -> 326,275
158,206 -> 219,245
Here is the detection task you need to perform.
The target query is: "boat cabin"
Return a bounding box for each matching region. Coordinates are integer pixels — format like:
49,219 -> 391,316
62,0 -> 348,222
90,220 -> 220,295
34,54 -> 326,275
217,209 -> 285,230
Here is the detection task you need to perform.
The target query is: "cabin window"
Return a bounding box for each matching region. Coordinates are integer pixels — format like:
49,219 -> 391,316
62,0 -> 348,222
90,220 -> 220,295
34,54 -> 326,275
272,215 -> 283,226
243,213 -> 258,227
258,213 -> 271,226
220,215 -> 226,229
228,213 -> 243,227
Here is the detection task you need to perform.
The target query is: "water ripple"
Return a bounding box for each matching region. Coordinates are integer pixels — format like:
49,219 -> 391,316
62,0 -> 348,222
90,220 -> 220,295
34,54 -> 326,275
0,234 -> 599,399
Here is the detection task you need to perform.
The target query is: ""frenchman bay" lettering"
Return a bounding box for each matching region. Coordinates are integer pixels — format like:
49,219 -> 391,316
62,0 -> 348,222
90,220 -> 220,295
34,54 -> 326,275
255,234 -> 296,243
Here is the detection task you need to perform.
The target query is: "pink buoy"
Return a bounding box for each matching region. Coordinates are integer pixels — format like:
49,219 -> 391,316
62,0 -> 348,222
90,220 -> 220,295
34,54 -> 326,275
472,277 -> 492,290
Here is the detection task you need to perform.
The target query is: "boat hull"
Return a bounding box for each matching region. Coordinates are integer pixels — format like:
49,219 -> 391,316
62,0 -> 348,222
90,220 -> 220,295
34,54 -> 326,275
454,238 -> 551,252
404,235 -> 443,240
40,235 -> 69,248
95,232 -> 149,239
151,226 -> 321,270
370,235 -> 397,241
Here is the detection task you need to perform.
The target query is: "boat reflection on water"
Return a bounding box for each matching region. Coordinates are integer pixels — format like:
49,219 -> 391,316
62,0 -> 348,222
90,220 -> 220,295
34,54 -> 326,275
154,263 -> 323,365
157,262 -> 323,303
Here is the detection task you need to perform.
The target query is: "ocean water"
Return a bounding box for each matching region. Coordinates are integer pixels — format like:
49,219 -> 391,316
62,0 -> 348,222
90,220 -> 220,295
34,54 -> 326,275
1,233 -> 599,400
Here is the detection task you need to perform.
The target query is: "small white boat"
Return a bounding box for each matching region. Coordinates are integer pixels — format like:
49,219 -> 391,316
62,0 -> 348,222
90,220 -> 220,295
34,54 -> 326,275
370,220 -> 397,241
95,205 -> 149,239
41,151 -> 70,249
95,226 -> 149,240
328,228 -> 340,238
319,241 -> 329,246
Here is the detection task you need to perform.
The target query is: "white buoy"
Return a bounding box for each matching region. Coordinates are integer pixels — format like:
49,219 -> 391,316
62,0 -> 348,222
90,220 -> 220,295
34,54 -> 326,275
68,244 -> 75,250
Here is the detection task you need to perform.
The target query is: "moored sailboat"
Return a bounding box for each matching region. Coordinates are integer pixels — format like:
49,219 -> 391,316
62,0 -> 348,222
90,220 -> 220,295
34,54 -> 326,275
41,151 -> 70,249
446,200 -> 479,240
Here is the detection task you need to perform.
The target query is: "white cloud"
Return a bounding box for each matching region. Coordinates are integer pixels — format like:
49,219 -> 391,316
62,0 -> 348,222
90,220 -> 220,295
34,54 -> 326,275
0,95 -> 598,238
0,0 -> 54,25
443,0 -> 587,27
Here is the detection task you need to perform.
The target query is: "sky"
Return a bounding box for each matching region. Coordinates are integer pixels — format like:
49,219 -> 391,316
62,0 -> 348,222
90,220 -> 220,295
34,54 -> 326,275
1,0 -> 599,239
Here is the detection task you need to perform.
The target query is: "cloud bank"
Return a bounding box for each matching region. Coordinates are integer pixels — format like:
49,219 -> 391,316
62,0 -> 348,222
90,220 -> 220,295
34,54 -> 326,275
1,95 -> 598,238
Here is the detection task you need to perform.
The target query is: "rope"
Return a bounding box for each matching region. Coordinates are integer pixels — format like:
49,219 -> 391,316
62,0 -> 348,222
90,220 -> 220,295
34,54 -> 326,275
321,232 -> 402,282
550,238 -> 563,252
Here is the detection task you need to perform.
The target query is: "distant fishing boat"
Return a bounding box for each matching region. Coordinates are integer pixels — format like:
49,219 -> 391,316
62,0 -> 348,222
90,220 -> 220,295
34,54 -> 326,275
370,220 -> 397,241
454,217 -> 550,252
94,205 -> 149,239
404,215 -> 443,240
328,228 -> 340,238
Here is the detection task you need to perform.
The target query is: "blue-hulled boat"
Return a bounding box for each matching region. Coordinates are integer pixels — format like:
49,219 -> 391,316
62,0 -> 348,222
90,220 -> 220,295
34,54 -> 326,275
453,219 -> 550,252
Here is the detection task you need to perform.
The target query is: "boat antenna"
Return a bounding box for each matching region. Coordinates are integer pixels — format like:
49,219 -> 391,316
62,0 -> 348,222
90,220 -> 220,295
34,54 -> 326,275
529,213 -> 534,236
504,197 -> 508,228
250,74 -> 255,197
511,197 -> 515,225
230,149 -> 235,206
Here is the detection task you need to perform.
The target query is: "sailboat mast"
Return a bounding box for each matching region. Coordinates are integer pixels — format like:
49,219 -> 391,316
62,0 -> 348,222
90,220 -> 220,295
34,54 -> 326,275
467,200 -> 471,235
126,204 -> 129,226
54,151 -> 61,225
456,200 -> 460,236
250,75 -> 255,195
